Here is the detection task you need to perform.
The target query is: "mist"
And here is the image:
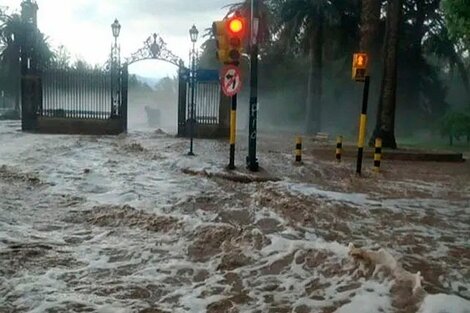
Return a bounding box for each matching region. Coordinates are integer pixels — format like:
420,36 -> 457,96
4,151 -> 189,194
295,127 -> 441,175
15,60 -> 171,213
127,74 -> 179,133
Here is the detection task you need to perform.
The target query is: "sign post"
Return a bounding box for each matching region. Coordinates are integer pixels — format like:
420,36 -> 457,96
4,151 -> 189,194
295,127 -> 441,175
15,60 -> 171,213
247,0 -> 260,172
352,53 -> 370,175
221,65 -> 242,170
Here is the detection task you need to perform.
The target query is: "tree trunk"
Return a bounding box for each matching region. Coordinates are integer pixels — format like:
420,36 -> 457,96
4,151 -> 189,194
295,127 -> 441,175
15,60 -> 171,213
360,0 -> 382,146
305,16 -> 323,134
371,0 -> 402,149
401,0 -> 426,132
359,0 -> 381,61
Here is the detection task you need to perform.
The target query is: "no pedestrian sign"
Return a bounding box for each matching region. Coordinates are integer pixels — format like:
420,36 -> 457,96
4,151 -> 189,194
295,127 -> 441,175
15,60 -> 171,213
221,65 -> 242,97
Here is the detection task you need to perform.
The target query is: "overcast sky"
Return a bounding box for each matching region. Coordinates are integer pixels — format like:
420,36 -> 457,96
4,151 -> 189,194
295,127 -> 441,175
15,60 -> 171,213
2,0 -> 229,78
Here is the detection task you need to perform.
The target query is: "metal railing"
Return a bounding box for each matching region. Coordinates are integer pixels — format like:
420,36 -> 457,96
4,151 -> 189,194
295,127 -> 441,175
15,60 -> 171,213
185,81 -> 220,125
41,68 -> 113,120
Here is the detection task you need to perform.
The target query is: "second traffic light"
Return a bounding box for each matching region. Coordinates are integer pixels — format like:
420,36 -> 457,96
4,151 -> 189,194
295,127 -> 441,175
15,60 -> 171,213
352,53 -> 369,82
213,15 -> 245,65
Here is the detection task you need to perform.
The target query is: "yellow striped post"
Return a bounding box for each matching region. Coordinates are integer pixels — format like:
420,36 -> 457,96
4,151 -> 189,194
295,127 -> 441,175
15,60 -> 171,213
356,76 -> 370,175
336,136 -> 343,162
228,94 -> 237,170
373,138 -> 383,172
295,136 -> 302,163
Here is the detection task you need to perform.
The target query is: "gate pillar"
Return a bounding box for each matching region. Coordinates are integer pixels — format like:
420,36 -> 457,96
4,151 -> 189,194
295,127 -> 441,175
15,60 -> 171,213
120,63 -> 129,132
177,64 -> 189,137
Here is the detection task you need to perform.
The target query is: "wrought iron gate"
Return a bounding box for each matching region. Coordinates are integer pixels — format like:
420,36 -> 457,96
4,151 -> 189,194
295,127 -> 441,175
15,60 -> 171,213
21,64 -> 128,134
178,68 -> 225,137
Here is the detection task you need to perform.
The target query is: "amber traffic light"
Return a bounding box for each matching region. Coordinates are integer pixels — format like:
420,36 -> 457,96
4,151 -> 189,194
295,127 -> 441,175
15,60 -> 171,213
352,53 -> 369,81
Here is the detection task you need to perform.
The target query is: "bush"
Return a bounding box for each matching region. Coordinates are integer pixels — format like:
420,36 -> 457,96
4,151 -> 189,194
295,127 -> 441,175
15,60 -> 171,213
0,109 -> 20,120
441,109 -> 470,145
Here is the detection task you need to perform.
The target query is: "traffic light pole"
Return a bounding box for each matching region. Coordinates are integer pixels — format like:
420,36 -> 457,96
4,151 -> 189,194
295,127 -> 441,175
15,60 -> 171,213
356,75 -> 370,175
228,94 -> 237,170
247,0 -> 259,172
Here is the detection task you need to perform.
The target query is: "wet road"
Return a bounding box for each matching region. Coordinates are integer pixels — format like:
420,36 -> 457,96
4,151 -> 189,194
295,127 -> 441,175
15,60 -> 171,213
0,121 -> 469,313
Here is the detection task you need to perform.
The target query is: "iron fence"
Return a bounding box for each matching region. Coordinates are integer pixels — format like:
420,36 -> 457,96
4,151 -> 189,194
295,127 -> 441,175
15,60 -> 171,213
185,70 -> 221,126
41,68 -> 113,120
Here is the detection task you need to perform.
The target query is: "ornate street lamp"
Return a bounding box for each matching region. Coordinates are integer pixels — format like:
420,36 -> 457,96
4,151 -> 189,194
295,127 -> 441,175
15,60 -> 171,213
188,25 -> 198,156
111,19 -> 121,44
189,25 -> 199,44
110,19 -> 121,117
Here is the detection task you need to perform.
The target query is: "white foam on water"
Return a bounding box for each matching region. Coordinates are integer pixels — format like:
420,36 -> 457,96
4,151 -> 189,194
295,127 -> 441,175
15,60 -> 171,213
1,122 -> 469,313
275,181 -> 374,207
334,281 -> 393,313
418,294 -> 470,313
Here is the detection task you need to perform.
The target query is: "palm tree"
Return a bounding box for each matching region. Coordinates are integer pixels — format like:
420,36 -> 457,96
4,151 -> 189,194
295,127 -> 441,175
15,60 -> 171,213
0,14 -> 23,113
0,12 -> 53,113
371,0 -> 402,149
274,0 -> 339,134
425,21 -> 470,102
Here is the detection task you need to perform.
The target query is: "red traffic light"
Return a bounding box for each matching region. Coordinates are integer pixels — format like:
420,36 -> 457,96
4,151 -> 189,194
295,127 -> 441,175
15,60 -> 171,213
228,18 -> 244,35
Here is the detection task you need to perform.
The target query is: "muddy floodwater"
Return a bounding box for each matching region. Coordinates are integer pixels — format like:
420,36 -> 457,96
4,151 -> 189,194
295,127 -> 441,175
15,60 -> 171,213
0,121 -> 469,313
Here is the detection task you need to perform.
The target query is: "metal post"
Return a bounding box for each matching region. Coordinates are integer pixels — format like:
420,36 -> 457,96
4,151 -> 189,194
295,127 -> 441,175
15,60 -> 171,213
295,136 -> 302,164
336,136 -> 343,162
356,75 -> 370,175
121,63 -> 128,132
228,94 -> 237,169
373,137 -> 382,172
188,42 -> 196,156
247,0 -> 259,171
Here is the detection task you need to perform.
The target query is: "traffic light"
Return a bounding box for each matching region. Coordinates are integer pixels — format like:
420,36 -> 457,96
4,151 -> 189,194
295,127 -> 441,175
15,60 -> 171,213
226,16 -> 245,65
352,53 -> 369,81
212,21 -> 229,64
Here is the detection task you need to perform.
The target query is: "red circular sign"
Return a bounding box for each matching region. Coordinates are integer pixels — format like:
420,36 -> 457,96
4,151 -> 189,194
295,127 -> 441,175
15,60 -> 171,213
220,65 -> 242,97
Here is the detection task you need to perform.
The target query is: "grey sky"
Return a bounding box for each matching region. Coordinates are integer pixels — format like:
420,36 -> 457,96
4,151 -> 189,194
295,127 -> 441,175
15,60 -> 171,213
2,0 -> 231,77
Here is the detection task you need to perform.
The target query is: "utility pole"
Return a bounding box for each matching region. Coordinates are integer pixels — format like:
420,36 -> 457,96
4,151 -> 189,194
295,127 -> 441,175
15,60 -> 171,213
247,0 -> 259,172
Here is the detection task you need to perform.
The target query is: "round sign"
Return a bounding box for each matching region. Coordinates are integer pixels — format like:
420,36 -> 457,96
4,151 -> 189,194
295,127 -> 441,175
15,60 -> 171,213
221,65 -> 242,97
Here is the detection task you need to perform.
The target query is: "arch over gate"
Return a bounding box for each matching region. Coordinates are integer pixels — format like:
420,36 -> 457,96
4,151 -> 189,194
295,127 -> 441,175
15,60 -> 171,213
124,33 -> 229,138
126,33 -> 184,67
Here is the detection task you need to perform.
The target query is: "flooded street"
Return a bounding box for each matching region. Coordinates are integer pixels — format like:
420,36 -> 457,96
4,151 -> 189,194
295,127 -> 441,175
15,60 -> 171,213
0,121 -> 469,313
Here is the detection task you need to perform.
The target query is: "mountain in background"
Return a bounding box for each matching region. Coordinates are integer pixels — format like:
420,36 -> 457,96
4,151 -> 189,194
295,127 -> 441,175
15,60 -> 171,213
133,75 -> 163,90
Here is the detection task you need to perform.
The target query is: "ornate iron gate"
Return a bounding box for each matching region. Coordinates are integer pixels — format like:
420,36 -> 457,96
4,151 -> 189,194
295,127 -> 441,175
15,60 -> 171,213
21,64 -> 128,134
177,68 -> 226,137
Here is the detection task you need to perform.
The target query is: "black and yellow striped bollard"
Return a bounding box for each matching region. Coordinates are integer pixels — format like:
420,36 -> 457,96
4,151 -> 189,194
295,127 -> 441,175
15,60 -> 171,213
295,136 -> 302,164
336,136 -> 343,162
356,76 -> 370,175
373,138 -> 383,172
228,94 -> 238,170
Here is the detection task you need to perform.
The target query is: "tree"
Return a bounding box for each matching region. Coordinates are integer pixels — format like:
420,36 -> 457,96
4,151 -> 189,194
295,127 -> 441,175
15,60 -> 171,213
359,0 -> 382,68
52,45 -> 71,68
425,16 -> 470,101
274,0 -> 340,134
0,14 -> 23,112
0,12 -> 53,112
442,0 -> 470,46
371,0 -> 403,148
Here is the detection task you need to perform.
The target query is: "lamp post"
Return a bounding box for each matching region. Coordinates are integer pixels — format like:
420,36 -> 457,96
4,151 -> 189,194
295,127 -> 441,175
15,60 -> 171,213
188,25 -> 199,156
111,18 -> 121,117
